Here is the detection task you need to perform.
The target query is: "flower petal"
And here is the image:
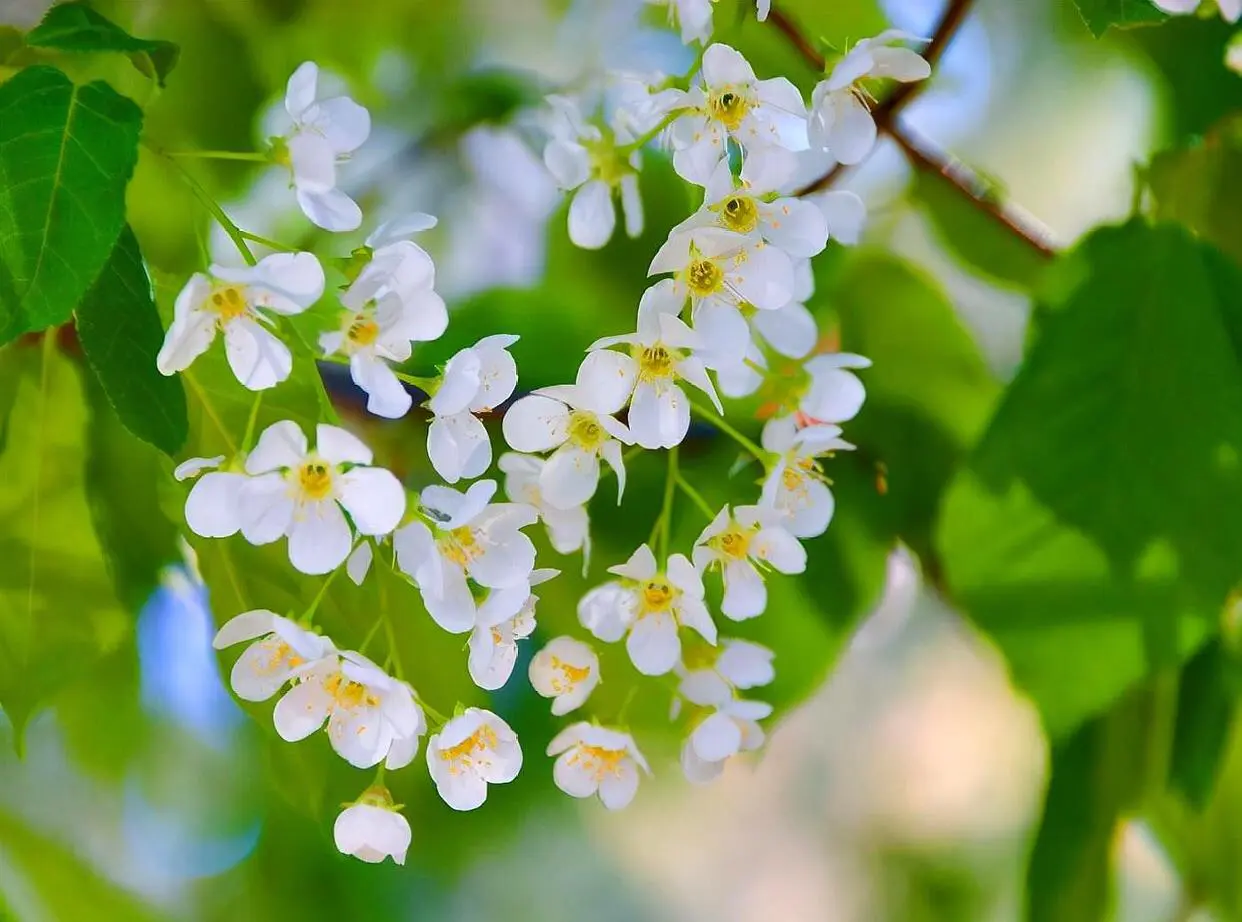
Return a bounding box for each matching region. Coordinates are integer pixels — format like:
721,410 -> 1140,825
288,500 -> 353,574
339,467 -> 406,535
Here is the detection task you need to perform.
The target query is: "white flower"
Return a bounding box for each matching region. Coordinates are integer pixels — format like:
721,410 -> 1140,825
798,352 -> 871,424
809,31 -> 930,165
232,421 -> 406,575
427,708 -> 522,810
692,504 -> 806,619
183,458 -> 249,539
677,157 -> 829,259
548,722 -> 650,809
713,299 -> 820,398
334,788 -> 410,865
212,608 -> 336,701
468,569 -> 557,690
502,384 -> 632,509
816,190 -> 868,245
760,416 -> 854,538
577,282 -> 721,449
157,252 -> 324,390
426,334 -> 520,483
278,61 -> 371,231
581,544 -> 717,676
648,0 -> 715,44
498,453 -> 591,557
320,227 -> 447,420
393,480 -> 538,633
681,698 -> 772,784
667,44 -> 808,185
677,638 -> 775,707
274,651 -> 426,769
1153,0 -> 1239,20
529,636 -> 600,715
543,95 -> 644,250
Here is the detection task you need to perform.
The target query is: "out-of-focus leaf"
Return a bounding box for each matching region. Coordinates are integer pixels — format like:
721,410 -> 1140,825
0,66 -> 143,344
1072,0 -> 1168,36
25,1 -> 181,86
939,222 -> 1242,737
1170,637 -> 1242,810
0,340 -> 130,743
1133,15 -> 1242,143
76,226 -> 188,456
914,171 -> 1052,290
1149,115 -> 1242,268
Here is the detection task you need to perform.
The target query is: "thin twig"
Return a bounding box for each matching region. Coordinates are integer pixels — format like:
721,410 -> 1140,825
764,5 -> 824,70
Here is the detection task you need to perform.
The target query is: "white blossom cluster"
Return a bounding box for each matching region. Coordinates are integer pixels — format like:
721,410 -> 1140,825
155,6 -> 928,868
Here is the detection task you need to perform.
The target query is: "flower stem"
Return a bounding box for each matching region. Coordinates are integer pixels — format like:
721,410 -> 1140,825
689,400 -> 767,461
621,110 -> 680,154
392,369 -> 440,391
239,230 -> 297,252
168,149 -> 270,162
650,446 -> 679,557
304,565 -> 343,623
240,390 -> 263,453
675,474 -> 715,520
146,141 -> 257,266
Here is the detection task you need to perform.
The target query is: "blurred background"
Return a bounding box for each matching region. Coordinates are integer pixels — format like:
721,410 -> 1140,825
0,0 -> 1239,920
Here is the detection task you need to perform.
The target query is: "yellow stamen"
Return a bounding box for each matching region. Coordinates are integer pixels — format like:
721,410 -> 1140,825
346,315 -> 380,347
296,460 -> 334,500
207,285 -> 249,323
439,725 -> 499,771
686,258 -> 724,298
640,579 -> 675,614
708,88 -> 751,131
637,344 -> 676,382
718,195 -> 759,234
439,526 -> 481,568
710,525 -> 753,560
567,410 -> 608,451
568,744 -> 627,780
549,656 -> 591,693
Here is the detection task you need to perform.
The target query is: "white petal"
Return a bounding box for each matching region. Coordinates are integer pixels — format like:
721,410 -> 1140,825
315,96 -> 371,152
540,446 -> 600,509
350,355 -> 412,419
620,173 -> 644,238
502,395 -> 570,453
338,467 -> 405,535
250,251 -> 325,312
428,412 -> 491,485
285,62 -> 318,118
576,350 -> 638,415
626,613 -> 680,676
316,424 -> 372,465
287,132 -> 336,191
273,678 -> 333,740
297,186 -> 363,233
718,640 -> 775,688
681,740 -> 724,784
629,381 -> 689,449
224,318 -> 292,391
691,711 -> 743,761
817,190 -> 867,245
598,760 -> 639,810
802,362 -> 866,423
346,541 -> 373,585
237,474 -> 296,543
599,439 -> 627,503
174,455 -> 224,481
827,94 -> 877,166
213,609 -> 278,649
753,526 -> 806,573
869,46 -> 931,82
429,348 -> 481,416
288,501 -> 353,574
544,139 -> 591,189
157,293 -> 216,375
334,804 -> 410,865
722,560 -> 767,620
754,301 -> 817,359
246,420 -> 307,473
185,472 -> 245,538
553,751 -> 600,798
568,180 -> 617,250
702,43 -> 756,87
760,198 -> 829,259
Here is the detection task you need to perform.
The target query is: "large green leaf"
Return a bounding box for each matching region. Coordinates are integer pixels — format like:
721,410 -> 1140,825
1071,0 -> 1168,36
938,222 -> 1242,737
0,339 -> 131,742
25,2 -> 181,87
1132,15 -> 1242,144
0,66 -> 143,344
1169,638 -> 1242,811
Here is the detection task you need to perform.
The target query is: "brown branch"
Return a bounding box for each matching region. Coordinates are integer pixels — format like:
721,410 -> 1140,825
764,5 -> 825,70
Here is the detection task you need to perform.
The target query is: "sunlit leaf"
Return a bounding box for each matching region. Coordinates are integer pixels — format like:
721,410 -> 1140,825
1072,0 -> 1168,36
25,1 -> 181,86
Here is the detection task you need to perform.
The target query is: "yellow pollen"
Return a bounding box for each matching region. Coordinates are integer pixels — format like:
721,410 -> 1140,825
686,258 -> 724,297
568,744 -> 627,780
640,579 -> 675,613
207,285 -> 249,322
549,656 -> 591,693
346,316 -> 380,347
567,410 -> 607,451
710,526 -> 753,560
637,344 -> 676,382
718,195 -> 759,234
708,88 -> 751,131
296,460 -> 334,500
262,639 -> 304,673
439,725 -> 499,764
782,466 -> 805,491
440,526 -> 480,568
323,673 -> 379,710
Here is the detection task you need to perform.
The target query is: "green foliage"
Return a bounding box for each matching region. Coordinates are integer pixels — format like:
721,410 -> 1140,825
24,1 -> 180,87
75,226 -> 188,455
1169,637 -> 1242,810
0,65 -> 143,345
1132,15 -> 1242,143
1071,0 -> 1169,36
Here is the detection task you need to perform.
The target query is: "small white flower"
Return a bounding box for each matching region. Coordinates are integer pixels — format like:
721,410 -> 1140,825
468,569 -> 557,690
799,352 -> 871,424
713,299 -> 820,398
809,31 -> 930,165
274,651 -> 426,769
543,95 -> 644,250
499,453 -> 591,557
426,334 -> 520,483
393,480 -> 538,633
648,0 -> 715,44
681,698 -> 772,784
581,544 -> 717,676
212,608 -> 336,701
502,384 -> 632,509
548,722 -> 650,809
692,504 -> 806,619
529,636 -> 600,715
334,787 -> 411,865
677,638 -> 776,707
427,707 -> 522,810
232,421 -> 406,575
278,61 -> 371,231
577,282 -> 722,449
760,416 -> 855,538
157,252 -> 324,390
320,227 -> 447,420
667,44 -> 808,185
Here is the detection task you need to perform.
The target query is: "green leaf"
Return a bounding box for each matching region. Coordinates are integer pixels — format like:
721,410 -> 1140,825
1170,638 -> 1242,810
938,222 -> 1242,736
0,65 -> 143,345
1148,115 -> 1242,268
75,226 -> 188,456
1072,0 -> 1169,36
0,339 -> 130,742
25,1 -> 180,86
1132,15 -> 1242,143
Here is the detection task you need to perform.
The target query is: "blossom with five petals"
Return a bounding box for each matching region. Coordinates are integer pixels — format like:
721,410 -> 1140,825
426,334 -> 520,483
760,416 -> 855,539
692,504 -> 806,619
467,569 -> 557,690
334,786 -> 411,865
498,453 -> 591,557
548,723 -> 650,809
211,608 -> 336,701
529,636 -> 600,715
427,708 -> 522,810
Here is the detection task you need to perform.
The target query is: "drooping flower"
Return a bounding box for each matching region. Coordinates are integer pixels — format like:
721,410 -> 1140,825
502,384 -> 632,509
393,480 -> 538,633
212,608 -> 336,701
809,31 -> 930,165
274,651 -> 426,769
760,416 -> 855,539
577,282 -> 721,449
426,335 -> 520,483
467,569 -> 557,690
334,786 -> 411,865
543,95 -> 644,249
666,44 -> 808,185
680,698 -> 773,784
276,61 -> 371,231
676,638 -> 776,708
692,504 -> 806,619
498,453 -> 591,557
529,636 -> 600,715
157,252 -> 325,390
427,708 -> 523,810
548,723 -> 650,809
233,421 -> 406,575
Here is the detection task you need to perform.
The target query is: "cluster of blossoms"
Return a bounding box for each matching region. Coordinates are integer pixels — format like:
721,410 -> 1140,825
156,3 -> 929,866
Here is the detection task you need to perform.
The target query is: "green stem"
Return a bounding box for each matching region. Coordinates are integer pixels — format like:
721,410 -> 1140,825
168,149 -> 270,162
649,446 -> 679,557
614,685 -> 639,726
358,613 -> 384,655
146,141 -> 256,266
240,230 -> 297,252
676,474 -> 715,520
689,400 -> 766,461
239,391 -> 263,453
303,566 -> 343,623
621,110 -> 680,154
393,369 -> 440,391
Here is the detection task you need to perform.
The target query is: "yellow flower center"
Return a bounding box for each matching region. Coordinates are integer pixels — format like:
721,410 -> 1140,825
637,344 -> 676,382
681,638 -> 718,670
640,578 -> 675,614
323,673 -> 379,710
718,195 -> 759,234
549,656 -> 591,694
585,135 -> 628,187
781,466 -> 805,491
440,724 -> 499,772
260,638 -> 305,674
567,410 -> 608,451
207,285 -> 249,322
686,258 -> 724,298
568,744 -> 628,780
296,460 -> 335,500
710,525 -> 753,560
439,526 -> 481,568
708,88 -> 751,131
346,315 -> 381,347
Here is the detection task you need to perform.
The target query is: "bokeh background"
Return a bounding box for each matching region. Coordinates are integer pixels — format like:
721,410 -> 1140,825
0,0 -> 1239,920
